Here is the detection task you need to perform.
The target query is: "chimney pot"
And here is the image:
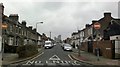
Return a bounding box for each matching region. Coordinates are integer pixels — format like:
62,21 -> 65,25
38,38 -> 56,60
104,12 -> 111,17
29,26 -> 32,30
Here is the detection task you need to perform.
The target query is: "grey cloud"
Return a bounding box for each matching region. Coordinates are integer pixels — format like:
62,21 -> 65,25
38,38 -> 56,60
41,2 -> 63,11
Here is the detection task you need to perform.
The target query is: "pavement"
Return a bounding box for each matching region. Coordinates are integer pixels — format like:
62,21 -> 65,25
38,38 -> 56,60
70,48 -> 120,66
2,48 -> 43,65
0,53 -> 2,67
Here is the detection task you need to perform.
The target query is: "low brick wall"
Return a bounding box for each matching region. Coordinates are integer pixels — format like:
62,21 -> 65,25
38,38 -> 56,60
81,40 -> 114,59
80,42 -> 88,51
93,40 -> 113,59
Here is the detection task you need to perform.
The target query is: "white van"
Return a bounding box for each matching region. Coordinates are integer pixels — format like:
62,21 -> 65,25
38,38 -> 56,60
44,41 -> 53,49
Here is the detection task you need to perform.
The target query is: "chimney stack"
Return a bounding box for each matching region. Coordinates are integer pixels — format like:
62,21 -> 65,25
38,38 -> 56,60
33,28 -> 36,32
9,14 -> 19,21
22,20 -> 26,26
29,26 -> 32,30
85,24 -> 90,28
104,12 -> 111,18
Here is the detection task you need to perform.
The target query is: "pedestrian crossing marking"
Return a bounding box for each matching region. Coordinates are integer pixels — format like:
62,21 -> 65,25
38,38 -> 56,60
49,55 -> 61,61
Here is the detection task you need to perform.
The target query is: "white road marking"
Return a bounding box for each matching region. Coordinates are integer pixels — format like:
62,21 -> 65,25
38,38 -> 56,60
46,61 -> 48,64
68,54 -> 74,60
26,60 -> 34,64
64,61 -> 69,64
34,61 -> 42,64
72,61 -> 81,65
25,52 -> 44,65
61,61 -> 64,64
49,55 -> 61,61
52,60 -> 60,64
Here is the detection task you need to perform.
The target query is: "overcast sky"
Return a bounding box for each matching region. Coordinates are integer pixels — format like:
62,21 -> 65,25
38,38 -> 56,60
1,0 -> 119,40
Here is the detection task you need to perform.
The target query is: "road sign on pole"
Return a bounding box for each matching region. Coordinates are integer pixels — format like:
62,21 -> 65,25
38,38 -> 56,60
93,22 -> 101,61
93,22 -> 101,30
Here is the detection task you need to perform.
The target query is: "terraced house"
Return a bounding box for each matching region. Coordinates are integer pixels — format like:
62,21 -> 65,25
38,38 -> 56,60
71,12 -> 120,59
1,3 -> 42,53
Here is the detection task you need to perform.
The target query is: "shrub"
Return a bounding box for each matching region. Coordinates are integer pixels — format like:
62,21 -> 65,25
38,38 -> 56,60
4,43 -> 17,53
17,45 -> 38,58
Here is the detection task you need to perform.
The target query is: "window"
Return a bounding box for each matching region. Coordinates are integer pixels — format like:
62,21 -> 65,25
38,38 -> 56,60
9,25 -> 13,32
19,27 -> 21,34
8,37 -> 13,45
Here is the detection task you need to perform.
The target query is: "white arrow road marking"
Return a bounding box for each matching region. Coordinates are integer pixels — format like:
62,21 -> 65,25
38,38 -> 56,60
49,55 -> 61,61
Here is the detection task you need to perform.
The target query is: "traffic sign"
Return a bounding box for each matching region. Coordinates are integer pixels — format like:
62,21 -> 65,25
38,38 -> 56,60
93,22 -> 101,30
49,55 -> 61,61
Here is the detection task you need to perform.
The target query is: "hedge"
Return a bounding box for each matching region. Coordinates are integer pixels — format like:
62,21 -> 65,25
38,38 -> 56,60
17,45 -> 38,58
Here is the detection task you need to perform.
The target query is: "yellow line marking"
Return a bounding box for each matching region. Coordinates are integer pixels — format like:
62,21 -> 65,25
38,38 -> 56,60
30,52 -> 44,61
68,54 -> 74,60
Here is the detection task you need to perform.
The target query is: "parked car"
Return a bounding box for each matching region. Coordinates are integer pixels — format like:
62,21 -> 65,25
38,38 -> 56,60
54,43 -> 56,46
62,44 -> 72,51
44,40 -> 54,49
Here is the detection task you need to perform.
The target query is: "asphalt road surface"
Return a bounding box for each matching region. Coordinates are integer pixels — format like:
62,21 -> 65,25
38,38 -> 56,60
3,43 -> 93,67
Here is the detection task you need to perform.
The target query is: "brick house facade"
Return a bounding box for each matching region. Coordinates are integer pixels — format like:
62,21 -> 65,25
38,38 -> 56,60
1,4 -> 42,53
71,12 -> 120,59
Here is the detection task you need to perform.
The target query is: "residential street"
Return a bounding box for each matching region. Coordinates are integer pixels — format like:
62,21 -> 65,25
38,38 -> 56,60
6,43 -> 93,67
1,2 -> 120,67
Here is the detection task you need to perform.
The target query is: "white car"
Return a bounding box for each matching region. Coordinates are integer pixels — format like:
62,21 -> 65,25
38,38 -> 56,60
44,41 -> 53,49
54,43 -> 56,46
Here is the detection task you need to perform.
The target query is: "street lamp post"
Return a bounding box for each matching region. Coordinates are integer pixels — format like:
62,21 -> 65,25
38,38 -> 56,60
36,22 -> 43,46
78,31 -> 81,56
77,27 -> 81,56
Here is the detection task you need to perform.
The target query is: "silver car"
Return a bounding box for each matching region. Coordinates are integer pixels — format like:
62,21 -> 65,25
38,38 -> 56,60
63,44 -> 72,51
